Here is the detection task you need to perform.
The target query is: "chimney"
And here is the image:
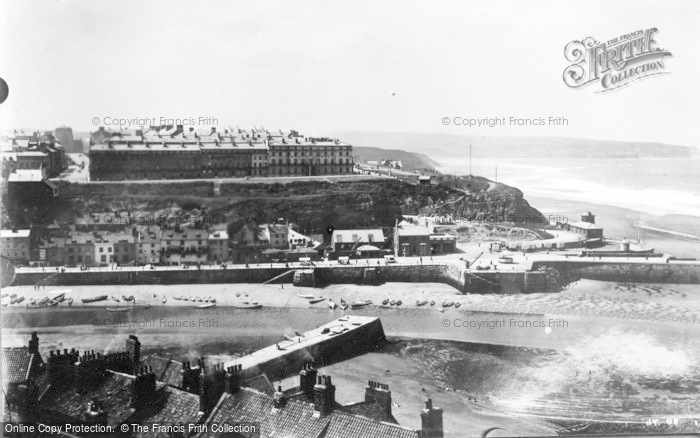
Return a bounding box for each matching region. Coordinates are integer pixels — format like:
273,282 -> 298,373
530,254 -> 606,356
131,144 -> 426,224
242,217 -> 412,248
125,335 -> 141,367
28,331 -> 39,355
365,381 -> 392,415
181,361 -> 200,393
224,364 -> 243,394
130,366 -> 156,409
420,399 -> 444,438
313,375 -> 335,417
273,385 -> 287,409
199,367 -> 211,413
299,362 -> 317,400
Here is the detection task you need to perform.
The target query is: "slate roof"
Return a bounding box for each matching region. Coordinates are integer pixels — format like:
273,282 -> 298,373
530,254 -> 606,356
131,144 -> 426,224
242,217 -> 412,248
2,347 -> 40,385
37,371 -> 204,430
244,374 -> 275,396
324,410 -> 419,438
340,400 -> 398,424
141,354 -> 184,388
200,388 -> 331,438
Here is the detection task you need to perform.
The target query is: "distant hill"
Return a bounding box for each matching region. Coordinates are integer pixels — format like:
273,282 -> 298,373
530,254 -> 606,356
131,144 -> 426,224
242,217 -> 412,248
327,131 -> 696,159
353,146 -> 440,170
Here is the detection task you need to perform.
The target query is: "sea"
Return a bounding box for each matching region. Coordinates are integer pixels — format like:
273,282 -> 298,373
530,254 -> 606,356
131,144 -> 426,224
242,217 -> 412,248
437,157 -> 700,257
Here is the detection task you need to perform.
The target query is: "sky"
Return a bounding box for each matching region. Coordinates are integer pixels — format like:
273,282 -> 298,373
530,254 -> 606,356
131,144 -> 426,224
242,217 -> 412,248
1,0 -> 699,147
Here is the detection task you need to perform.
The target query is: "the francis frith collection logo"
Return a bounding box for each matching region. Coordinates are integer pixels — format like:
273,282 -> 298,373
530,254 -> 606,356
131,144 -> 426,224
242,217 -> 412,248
563,28 -> 672,93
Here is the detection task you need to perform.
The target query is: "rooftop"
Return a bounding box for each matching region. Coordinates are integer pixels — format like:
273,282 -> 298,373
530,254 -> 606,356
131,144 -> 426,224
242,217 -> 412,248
331,229 -> 385,244
1,229 -> 31,238
397,226 -> 430,237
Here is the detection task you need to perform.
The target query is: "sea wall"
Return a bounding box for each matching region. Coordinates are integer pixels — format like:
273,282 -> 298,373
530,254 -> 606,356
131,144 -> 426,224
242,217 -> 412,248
11,263 -> 552,294
531,260 -> 700,284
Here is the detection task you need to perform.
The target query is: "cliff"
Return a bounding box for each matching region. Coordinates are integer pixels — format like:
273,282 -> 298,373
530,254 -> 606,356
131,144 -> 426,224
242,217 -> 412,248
1,178 -> 546,235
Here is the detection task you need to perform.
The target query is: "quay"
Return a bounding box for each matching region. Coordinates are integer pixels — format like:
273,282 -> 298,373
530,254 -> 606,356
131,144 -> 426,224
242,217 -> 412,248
224,316 -> 387,381
8,255 -> 700,293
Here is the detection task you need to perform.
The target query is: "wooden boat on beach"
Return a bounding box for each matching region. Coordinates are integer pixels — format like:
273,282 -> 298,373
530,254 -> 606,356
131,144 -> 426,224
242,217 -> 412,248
328,299 -> 337,309
233,303 -> 262,309
298,293 -> 315,299
351,300 -> 372,309
81,295 -> 108,304
107,307 -> 131,313
308,297 -> 325,304
339,299 -> 348,310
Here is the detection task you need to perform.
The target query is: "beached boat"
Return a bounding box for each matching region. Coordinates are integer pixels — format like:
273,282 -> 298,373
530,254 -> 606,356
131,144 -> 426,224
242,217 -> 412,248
233,303 -> 262,309
454,303 -> 461,308
81,295 -> 108,304
107,307 -> 131,313
389,300 -> 395,306
430,301 -> 436,306
162,296 -> 167,304
67,298 -> 73,306
396,300 -> 402,306
45,300 -> 59,307
51,293 -> 65,302
236,292 -> 241,297
204,297 -> 210,302
12,296 -> 25,305
328,299 -> 337,309
351,300 -> 372,309
122,295 -> 129,301
339,299 -> 348,310
416,300 -> 429,306
38,297 -> 49,306
111,296 -> 120,302
308,297 -> 325,304
298,293 -> 315,299
30,298 -> 36,305
196,297 -> 202,302
382,299 -> 389,305
442,301 -> 454,308
210,298 -> 216,304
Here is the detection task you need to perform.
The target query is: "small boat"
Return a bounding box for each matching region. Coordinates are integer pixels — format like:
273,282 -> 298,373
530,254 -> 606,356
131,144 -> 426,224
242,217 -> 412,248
210,298 -> 216,304
51,293 -> 65,302
430,301 -> 436,306
122,295 -> 129,301
298,293 -> 315,299
389,300 -> 395,306
107,307 -> 131,313
196,297 -> 202,302
308,297 -> 325,304
339,299 -> 348,311
328,299 -> 337,309
382,299 -> 389,305
244,293 -> 249,297
204,297 -> 210,302
38,297 -> 49,306
443,301 -> 454,308
45,300 -> 59,307
82,295 -> 108,304
9,293 -> 17,299
351,300 -> 372,309
111,296 -> 120,302
455,303 -> 461,308
12,296 -> 26,304
396,300 -> 402,306
417,300 -> 429,306
67,298 -> 73,306
190,296 -> 196,302
30,298 -> 36,305
233,303 -> 262,309
236,292 -> 241,297
162,296 -> 168,304
437,308 -> 445,313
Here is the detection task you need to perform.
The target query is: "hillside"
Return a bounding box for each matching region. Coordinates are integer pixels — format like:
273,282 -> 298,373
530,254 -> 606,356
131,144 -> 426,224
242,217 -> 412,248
326,131 -> 695,159
1,178 -> 545,237
353,146 -> 440,170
